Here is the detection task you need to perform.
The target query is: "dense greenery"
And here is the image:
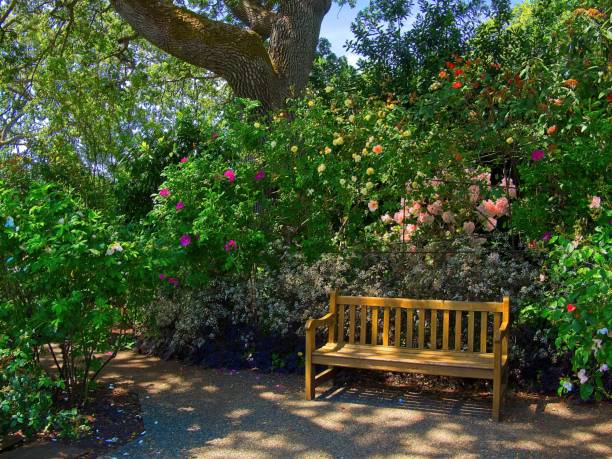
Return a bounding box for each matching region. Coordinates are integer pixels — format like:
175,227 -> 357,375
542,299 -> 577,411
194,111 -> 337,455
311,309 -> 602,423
0,0 -> 610,439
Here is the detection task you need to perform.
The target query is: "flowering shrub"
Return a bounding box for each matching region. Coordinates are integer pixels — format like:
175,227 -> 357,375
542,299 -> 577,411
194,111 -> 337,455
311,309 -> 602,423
0,180 -> 155,411
522,208 -> 611,400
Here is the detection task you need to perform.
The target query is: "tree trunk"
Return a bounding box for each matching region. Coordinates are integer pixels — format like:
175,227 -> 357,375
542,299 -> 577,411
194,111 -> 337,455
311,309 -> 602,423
110,0 -> 332,110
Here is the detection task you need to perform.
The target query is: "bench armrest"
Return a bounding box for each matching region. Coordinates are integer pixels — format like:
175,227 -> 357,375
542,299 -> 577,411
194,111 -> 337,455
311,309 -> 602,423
494,320 -> 509,343
305,312 -> 336,332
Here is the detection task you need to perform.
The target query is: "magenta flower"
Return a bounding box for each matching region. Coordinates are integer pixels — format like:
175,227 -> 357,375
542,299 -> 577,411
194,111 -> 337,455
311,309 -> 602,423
541,231 -> 552,241
224,239 -> 237,252
168,277 -> 179,287
159,188 -> 170,197
180,157 -> 188,163
179,234 -> 191,247
159,273 -> 167,280
176,200 -> 185,210
255,170 -> 265,181
224,169 -> 236,183
531,150 -> 545,161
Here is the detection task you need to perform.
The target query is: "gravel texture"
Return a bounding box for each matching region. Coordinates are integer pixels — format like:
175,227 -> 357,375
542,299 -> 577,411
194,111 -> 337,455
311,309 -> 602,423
96,351 -> 611,459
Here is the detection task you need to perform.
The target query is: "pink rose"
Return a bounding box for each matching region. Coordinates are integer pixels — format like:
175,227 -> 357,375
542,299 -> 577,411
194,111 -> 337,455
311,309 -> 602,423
179,234 -> 191,247
180,157 -> 188,163
427,200 -> 443,215
159,188 -> 170,197
463,221 -> 475,234
176,200 -> 185,210
484,217 -> 497,232
224,169 -> 236,183
494,197 -> 509,216
368,200 -> 379,212
442,211 -> 455,224
589,196 -> 601,209
469,185 -> 480,203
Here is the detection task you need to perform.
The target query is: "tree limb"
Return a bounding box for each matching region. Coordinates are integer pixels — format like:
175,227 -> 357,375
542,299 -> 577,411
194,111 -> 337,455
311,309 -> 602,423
110,0 -> 282,107
225,0 -> 277,39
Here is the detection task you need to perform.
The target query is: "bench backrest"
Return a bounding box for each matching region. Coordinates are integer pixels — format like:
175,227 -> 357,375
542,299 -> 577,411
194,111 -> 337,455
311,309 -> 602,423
329,292 -> 509,353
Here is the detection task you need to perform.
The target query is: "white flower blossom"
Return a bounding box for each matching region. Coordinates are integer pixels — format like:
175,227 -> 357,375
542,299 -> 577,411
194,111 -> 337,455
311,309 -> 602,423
577,368 -> 588,384
563,381 -> 573,392
598,364 -> 608,373
106,242 -> 123,256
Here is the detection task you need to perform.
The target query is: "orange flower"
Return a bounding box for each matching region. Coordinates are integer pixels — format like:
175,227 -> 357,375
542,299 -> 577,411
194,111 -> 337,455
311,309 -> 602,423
372,144 -> 383,154
439,70 -> 448,78
454,153 -> 462,161
454,69 -> 463,76
452,81 -> 462,89
547,125 -> 557,135
563,79 -> 578,89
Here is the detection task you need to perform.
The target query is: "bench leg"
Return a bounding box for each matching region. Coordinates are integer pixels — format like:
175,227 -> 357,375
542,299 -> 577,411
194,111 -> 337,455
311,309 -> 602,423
492,373 -> 502,421
305,360 -> 315,400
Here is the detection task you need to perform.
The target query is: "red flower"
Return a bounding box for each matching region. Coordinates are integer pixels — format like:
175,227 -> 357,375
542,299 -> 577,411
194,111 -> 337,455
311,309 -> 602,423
452,81 -> 462,89
567,304 -> 577,313
607,93 -> 612,102
454,69 -> 463,76
446,61 -> 455,69
439,70 -> 448,78
547,125 -> 558,135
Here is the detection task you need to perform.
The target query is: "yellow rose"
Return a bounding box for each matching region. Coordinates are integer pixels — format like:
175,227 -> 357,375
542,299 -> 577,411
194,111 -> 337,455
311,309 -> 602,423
291,145 -> 298,153
506,137 -> 514,144
307,100 -> 315,107
254,122 -> 261,129
344,99 -> 353,107
325,85 -> 334,93
366,167 -> 375,175
348,115 -> 355,123
317,163 -> 326,173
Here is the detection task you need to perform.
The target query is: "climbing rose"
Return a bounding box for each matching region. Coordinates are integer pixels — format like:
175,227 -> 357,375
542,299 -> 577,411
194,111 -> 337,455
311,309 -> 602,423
463,221 -> 475,234
439,70 -> 448,78
168,277 -> 179,287
469,185 -> 480,203
159,274 -> 167,280
159,188 -> 170,197
446,61 -> 455,69
176,201 -> 185,210
531,150 -> 545,161
427,200 -> 443,215
454,69 -> 463,76
567,303 -> 576,312
255,170 -> 265,181
180,157 -> 188,163
547,125 -> 557,135
224,169 -> 236,182
588,196 -> 601,209
368,200 -> 379,212
484,217 -> 497,232
224,240 -> 237,252
452,81 -> 462,89
179,234 -> 191,247
494,197 -> 509,216
372,145 -> 383,154
442,211 -> 455,224
380,213 -> 393,224
393,209 -> 407,224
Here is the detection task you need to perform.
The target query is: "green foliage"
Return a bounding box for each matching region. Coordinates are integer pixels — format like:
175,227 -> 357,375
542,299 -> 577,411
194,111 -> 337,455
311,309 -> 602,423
0,180 -> 155,409
522,210 -> 611,400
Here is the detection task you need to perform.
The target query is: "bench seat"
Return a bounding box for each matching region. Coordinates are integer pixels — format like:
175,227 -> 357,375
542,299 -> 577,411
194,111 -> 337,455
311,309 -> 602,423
313,343 -> 507,379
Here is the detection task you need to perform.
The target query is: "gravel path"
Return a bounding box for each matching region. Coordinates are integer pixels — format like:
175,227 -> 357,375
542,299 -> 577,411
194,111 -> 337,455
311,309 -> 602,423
97,351 -> 611,459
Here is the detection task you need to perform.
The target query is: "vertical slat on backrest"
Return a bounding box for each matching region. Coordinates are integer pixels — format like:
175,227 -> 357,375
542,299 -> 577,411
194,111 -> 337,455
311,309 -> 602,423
468,311 -> 475,352
494,311 -> 501,352
455,311 -> 462,351
442,310 -> 450,350
394,308 -> 402,347
328,290 -> 337,343
338,304 -> 345,345
383,307 -> 390,346
418,308 -> 425,348
360,306 -> 367,345
349,305 -> 356,344
430,310 -> 437,350
480,311 -> 488,352
371,307 -> 379,345
406,309 -> 413,348
502,297 -> 510,358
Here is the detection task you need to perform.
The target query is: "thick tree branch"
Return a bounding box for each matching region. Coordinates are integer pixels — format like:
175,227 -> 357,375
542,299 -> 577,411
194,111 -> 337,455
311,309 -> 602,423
110,0 -> 282,108
225,0 -> 277,39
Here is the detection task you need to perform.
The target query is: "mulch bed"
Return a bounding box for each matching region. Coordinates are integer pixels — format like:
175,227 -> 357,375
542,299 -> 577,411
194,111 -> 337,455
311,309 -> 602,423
1,382 -> 144,458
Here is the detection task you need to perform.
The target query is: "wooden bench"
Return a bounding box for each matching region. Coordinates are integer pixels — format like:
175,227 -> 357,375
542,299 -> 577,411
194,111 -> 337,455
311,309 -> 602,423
305,291 -> 510,421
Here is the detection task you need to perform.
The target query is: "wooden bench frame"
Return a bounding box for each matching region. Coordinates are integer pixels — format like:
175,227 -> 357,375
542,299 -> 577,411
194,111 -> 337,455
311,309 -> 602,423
305,291 -> 509,421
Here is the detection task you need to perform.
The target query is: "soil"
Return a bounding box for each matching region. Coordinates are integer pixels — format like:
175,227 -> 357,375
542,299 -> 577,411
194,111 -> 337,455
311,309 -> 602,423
1,383 -> 144,459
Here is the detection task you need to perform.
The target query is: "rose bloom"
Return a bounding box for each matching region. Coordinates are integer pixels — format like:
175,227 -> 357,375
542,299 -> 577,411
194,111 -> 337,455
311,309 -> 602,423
427,200 -> 443,215
442,211 -> 455,224
547,125 -> 557,135
439,70 -> 448,78
159,188 -> 170,197
452,81 -> 462,89
454,69 -> 463,76
494,197 -> 509,216
463,221 -> 475,234
393,209 -> 406,224
484,217 -> 497,232
468,184 -> 480,203
368,200 -> 379,212
380,213 -> 394,224
223,169 -> 236,182
372,144 -> 383,154
563,79 -> 578,89
588,196 -> 601,209
567,303 -> 577,312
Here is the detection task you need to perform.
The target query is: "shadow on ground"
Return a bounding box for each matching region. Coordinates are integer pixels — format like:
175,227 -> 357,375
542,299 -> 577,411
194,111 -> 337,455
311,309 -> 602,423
93,351 -> 611,459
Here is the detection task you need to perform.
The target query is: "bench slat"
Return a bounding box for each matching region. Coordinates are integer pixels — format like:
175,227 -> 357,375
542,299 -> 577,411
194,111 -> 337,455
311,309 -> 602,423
455,311 -> 462,351
468,311 -> 475,352
431,310 -> 437,350
442,310 -> 449,350
406,309 -> 413,348
349,305 -> 356,344
336,296 -> 503,312
371,307 -> 378,345
338,304 -> 345,345
383,307 -> 390,346
480,311 -> 488,352
394,308 -> 402,347
360,306 -> 367,345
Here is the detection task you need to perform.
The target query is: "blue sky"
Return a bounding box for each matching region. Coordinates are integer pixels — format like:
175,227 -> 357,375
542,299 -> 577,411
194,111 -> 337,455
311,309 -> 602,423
320,0 -> 523,65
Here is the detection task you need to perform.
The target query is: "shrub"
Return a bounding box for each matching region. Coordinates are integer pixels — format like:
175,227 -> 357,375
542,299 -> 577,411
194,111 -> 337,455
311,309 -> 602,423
0,180 -> 155,409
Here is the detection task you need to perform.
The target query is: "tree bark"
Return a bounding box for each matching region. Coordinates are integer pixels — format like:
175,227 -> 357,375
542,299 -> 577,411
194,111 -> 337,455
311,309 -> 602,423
110,0 -> 332,110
